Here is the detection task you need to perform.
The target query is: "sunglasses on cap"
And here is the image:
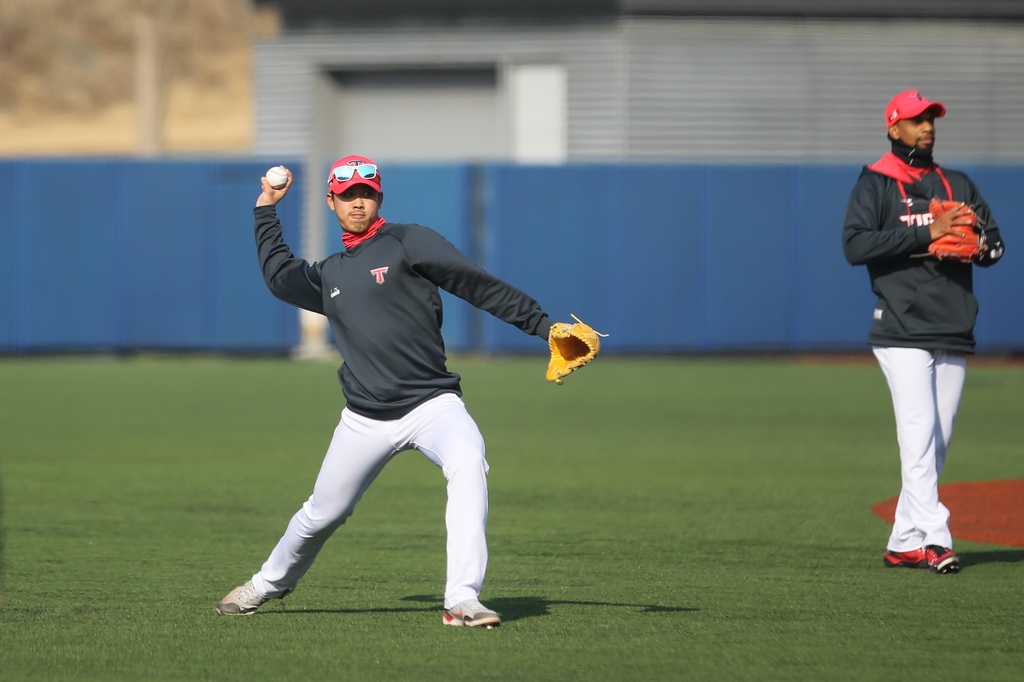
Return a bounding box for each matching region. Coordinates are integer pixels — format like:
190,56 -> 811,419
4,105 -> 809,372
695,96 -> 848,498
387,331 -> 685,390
331,164 -> 378,182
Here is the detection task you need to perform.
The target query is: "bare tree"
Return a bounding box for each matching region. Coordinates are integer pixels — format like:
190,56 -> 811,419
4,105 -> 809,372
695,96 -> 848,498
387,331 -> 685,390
0,0 -> 253,117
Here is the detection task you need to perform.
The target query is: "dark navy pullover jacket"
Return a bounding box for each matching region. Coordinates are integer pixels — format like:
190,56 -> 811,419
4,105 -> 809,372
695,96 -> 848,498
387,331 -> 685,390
255,205 -> 553,419
842,161 -> 1005,353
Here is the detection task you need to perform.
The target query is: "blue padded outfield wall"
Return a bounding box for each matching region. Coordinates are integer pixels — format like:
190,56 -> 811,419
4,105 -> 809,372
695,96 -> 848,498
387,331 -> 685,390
0,160 -> 302,353
1,160 -> 1022,354
480,164 -> 1023,353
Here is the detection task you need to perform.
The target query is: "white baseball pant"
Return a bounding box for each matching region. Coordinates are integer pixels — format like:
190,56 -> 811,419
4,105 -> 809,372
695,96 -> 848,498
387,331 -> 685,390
251,393 -> 489,609
873,346 -> 966,551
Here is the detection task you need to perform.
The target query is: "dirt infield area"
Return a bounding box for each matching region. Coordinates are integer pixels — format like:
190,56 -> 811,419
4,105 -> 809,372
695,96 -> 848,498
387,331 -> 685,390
873,480 -> 1024,548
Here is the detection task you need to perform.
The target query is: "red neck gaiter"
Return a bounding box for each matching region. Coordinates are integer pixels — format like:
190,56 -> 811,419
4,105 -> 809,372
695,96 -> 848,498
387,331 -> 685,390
342,216 -> 386,250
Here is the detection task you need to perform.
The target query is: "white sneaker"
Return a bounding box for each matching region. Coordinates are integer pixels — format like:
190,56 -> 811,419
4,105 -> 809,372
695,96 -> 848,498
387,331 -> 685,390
443,599 -> 501,628
216,580 -> 266,616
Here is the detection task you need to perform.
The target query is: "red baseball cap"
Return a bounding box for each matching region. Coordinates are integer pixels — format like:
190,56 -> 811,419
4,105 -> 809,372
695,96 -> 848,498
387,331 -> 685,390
327,155 -> 382,195
885,90 -> 946,127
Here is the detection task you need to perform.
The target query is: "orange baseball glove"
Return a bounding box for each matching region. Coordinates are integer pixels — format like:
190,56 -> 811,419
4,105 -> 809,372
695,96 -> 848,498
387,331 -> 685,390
928,199 -> 987,263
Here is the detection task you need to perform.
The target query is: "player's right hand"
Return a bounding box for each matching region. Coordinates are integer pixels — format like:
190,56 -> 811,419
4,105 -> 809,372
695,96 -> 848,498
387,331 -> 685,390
928,203 -> 973,241
256,167 -> 292,207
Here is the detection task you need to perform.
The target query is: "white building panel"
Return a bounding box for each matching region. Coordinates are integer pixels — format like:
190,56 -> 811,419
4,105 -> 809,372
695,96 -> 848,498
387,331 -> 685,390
509,65 -> 569,163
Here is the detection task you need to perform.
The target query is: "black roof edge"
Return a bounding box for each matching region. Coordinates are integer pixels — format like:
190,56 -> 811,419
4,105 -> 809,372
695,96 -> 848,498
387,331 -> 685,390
255,0 -> 1024,21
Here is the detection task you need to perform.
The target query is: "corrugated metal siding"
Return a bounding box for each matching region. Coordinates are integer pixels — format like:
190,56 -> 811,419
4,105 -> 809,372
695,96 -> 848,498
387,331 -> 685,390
989,27 -> 1024,161
252,40 -> 316,157
625,18 -> 1024,161
254,18 -> 1024,162
626,19 -> 812,159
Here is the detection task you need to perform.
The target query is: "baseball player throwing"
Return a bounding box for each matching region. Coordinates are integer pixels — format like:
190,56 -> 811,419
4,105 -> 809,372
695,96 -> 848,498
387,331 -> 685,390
217,156 -> 586,627
842,91 -> 1006,574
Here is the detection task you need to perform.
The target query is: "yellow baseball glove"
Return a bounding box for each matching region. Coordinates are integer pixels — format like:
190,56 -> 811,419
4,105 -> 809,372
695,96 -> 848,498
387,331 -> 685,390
546,314 -> 608,385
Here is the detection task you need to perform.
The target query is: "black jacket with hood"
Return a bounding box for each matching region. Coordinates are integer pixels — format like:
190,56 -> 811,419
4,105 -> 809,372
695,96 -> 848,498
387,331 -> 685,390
842,143 -> 1005,353
255,205 -> 553,419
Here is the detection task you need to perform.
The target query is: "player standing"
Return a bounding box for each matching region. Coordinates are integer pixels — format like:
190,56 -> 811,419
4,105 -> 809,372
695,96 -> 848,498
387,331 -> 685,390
842,91 -> 1006,574
217,156 -> 564,626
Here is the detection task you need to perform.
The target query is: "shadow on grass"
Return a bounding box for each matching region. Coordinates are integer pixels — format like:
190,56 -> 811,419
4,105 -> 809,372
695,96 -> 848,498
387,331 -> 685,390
269,595 -> 698,622
444,596 -> 699,623
960,549 -> 1024,567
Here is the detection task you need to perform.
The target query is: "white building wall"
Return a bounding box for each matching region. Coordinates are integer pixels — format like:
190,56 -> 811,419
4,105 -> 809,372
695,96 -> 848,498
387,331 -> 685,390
252,22 -> 624,161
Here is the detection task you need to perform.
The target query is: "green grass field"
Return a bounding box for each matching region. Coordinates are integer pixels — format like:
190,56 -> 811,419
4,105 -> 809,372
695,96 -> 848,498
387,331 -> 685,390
1,356 -> 1021,681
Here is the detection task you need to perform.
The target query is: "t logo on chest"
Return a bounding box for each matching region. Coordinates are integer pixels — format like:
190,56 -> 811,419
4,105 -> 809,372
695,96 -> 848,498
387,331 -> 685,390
370,267 -> 390,285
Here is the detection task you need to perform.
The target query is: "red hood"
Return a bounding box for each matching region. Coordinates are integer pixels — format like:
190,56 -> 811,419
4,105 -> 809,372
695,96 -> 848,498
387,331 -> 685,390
867,152 -> 931,184
866,152 -> 954,204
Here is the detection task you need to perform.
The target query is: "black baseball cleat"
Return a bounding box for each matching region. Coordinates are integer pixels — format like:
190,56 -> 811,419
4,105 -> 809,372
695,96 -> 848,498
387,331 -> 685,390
925,546 -> 961,574
884,548 -> 928,569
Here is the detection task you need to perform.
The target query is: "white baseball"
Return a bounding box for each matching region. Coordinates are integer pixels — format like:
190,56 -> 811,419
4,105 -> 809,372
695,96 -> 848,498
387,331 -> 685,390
266,166 -> 289,189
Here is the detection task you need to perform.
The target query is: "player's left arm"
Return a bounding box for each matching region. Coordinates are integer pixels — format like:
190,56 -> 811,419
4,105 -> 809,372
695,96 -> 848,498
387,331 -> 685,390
964,179 -> 1005,267
399,225 -> 553,339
